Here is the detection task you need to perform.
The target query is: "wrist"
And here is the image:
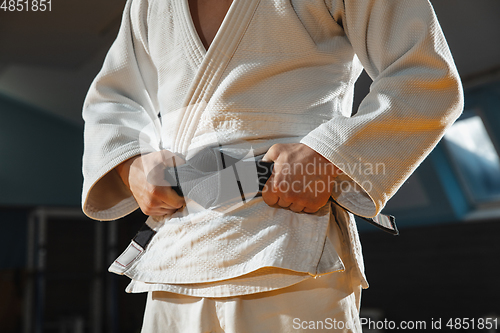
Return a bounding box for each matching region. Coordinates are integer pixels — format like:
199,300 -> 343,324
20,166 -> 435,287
115,155 -> 139,188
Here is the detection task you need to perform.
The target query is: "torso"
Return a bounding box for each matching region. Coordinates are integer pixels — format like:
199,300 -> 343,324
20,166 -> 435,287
188,0 -> 234,50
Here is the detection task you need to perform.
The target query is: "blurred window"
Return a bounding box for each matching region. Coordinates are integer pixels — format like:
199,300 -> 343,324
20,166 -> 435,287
444,112 -> 500,205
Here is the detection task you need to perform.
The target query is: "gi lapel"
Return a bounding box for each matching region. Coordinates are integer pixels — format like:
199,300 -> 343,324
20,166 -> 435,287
172,0 -> 262,155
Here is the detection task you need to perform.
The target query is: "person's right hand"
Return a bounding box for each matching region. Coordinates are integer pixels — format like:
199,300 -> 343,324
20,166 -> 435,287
115,150 -> 186,217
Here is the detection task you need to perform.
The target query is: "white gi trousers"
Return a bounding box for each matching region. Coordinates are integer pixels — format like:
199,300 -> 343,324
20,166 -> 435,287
140,219 -> 363,333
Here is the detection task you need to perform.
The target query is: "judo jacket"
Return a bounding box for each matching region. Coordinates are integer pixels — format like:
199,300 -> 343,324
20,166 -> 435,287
82,0 -> 464,296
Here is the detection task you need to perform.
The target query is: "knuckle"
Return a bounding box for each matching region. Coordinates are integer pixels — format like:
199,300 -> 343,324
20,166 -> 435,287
164,209 -> 176,215
309,202 -> 323,212
268,144 -> 284,158
280,193 -> 291,203
149,186 -> 161,197
262,192 -> 277,206
143,198 -> 157,210
261,192 -> 271,203
303,207 -> 318,214
269,143 -> 281,152
293,197 -> 308,207
174,197 -> 185,207
281,190 -> 296,202
140,205 -> 153,215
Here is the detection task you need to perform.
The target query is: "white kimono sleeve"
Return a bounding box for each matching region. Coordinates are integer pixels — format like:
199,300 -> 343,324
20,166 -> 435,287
301,0 -> 464,218
82,0 -> 159,220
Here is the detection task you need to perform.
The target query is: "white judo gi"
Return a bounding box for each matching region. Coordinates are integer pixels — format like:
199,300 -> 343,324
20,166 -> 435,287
81,0 -> 463,331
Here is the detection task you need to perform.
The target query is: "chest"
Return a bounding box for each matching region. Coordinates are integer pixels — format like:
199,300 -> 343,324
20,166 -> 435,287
188,0 -> 233,50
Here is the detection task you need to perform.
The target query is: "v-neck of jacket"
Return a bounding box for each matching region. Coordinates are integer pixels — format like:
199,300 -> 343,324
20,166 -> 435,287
171,0 -> 261,154
177,0 -> 259,69
185,0 -> 234,54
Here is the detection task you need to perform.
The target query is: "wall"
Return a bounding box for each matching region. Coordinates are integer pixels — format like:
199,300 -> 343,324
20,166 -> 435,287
0,93 -> 83,207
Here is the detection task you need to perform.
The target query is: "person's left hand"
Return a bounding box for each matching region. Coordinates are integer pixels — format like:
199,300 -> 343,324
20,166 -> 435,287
262,143 -> 341,213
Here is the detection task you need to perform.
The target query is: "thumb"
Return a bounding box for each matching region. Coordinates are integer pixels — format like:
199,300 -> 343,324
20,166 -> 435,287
261,144 -> 280,163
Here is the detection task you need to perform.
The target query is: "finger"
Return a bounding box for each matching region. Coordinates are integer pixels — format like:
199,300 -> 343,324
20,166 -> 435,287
139,203 -> 179,216
262,190 -> 279,206
152,207 -> 179,216
262,178 -> 279,206
150,186 -> 185,209
303,205 -> 321,214
277,197 -> 292,208
162,187 -> 186,209
262,144 -> 282,163
289,203 -> 305,213
150,207 -> 180,220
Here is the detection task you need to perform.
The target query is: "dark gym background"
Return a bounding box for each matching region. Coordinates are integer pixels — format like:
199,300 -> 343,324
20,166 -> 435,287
1,1 -> 500,332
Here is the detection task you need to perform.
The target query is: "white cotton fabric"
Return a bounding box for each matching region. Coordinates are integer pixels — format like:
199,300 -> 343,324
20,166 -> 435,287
140,215 -> 363,333
141,271 -> 363,333
140,268 -> 363,333
124,206 -> 348,298
82,0 -> 463,295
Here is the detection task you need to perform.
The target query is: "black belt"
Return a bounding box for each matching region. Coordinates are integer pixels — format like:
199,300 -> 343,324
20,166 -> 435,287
157,147 -> 398,236
127,150 -> 398,268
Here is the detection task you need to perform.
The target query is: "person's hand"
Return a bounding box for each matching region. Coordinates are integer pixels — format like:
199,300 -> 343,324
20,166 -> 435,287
115,150 -> 185,217
261,143 -> 341,213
